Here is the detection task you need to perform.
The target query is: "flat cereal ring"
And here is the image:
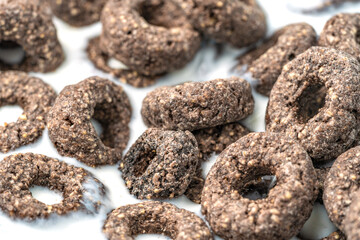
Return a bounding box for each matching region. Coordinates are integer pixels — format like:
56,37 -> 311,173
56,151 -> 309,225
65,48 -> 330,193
237,23 -> 316,96
141,77 -> 254,131
0,153 -> 106,220
0,71 -> 57,153
103,201 -> 213,240
99,0 -> 201,76
266,47 -> 360,162
323,146 -> 360,231
0,0 -> 64,72
201,132 -> 317,240
120,128 -> 199,199
344,190 -> 360,240
49,0 -> 107,27
47,77 -> 132,167
319,13 -> 360,62
175,0 -> 267,48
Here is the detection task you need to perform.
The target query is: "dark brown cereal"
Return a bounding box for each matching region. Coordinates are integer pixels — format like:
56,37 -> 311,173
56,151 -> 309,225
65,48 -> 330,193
323,146 -> 360,231
47,77 -> 132,167
344,190 -> 360,240
266,47 -> 360,162
86,37 -> 157,88
0,71 -> 56,153
315,166 -> 330,204
322,231 -> 347,240
175,0 -> 267,48
201,132 -> 317,240
49,0 -> 107,27
99,0 -> 201,77
141,77 -> 254,131
103,201 -> 213,240
184,165 -> 204,204
319,13 -> 360,62
0,153 -> 106,220
0,0 -> 64,72
120,128 -> 199,200
237,23 -> 316,96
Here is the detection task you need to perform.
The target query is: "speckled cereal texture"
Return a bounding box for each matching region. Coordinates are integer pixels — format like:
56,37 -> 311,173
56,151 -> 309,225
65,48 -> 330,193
47,77 -> 132,167
319,13 -> 360,62
323,146 -> 360,231
99,0 -> 201,77
0,71 -> 57,153
0,0 -> 64,72
322,231 -> 346,240
142,77 -> 254,131
315,166 -> 330,204
120,128 -> 199,200
344,190 -> 360,240
266,47 -> 360,162
201,132 -> 317,240
237,22 -> 316,96
49,0 -> 107,27
103,201 -> 213,240
0,153 -> 106,221
175,0 -> 266,48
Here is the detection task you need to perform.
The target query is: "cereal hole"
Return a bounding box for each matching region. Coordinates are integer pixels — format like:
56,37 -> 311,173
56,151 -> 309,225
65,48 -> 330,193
133,148 -> 157,177
91,118 -> 103,136
241,175 -> 277,200
30,185 -> 63,205
356,28 -> 360,45
0,105 -> 23,126
0,41 -> 26,65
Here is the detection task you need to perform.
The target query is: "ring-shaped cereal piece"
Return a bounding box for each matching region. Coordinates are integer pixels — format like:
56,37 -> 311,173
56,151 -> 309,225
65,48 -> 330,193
99,0 -> 201,76
266,47 -> 360,162
141,77 -> 254,131
0,0 -> 64,72
47,77 -> 132,167
0,71 -> 57,153
323,146 -> 360,231
319,13 -> 360,61
120,128 -> 199,199
175,0 -> 267,48
201,132 -> 317,240
0,153 -> 106,220
49,0 -> 107,27
103,201 -> 213,240
237,23 -> 316,96
344,190 -> 360,240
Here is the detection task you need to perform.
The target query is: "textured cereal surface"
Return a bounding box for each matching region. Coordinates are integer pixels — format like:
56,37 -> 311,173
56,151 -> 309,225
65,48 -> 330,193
47,77 -> 132,167
344,190 -> 360,240
201,132 -> 317,240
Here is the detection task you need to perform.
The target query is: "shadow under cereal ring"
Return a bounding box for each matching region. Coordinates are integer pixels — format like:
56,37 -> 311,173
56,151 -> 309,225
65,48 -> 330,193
99,0 -> 201,77
201,132 -> 317,240
0,153 -> 106,220
0,0 -> 64,72
0,71 -> 57,153
103,201 -> 213,240
266,47 -> 360,162
47,77 -> 132,167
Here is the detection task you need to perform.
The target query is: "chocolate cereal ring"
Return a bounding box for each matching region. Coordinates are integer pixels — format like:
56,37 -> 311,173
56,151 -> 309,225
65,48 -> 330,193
0,0 -> 64,72
344,190 -> 360,240
0,153 -> 106,220
0,71 -> 56,153
323,146 -> 360,231
99,0 -> 201,76
319,13 -> 360,62
49,0 -> 107,27
201,132 -> 317,240
266,47 -> 360,162
48,77 -> 132,167
176,0 -> 266,48
103,201 -> 213,240
237,23 -> 316,96
141,77 -> 254,131
120,128 -> 199,199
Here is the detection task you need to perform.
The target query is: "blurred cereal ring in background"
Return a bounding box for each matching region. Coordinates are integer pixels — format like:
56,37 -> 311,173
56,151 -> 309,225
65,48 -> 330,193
0,0 -> 64,72
175,0 -> 267,48
49,0 -> 108,27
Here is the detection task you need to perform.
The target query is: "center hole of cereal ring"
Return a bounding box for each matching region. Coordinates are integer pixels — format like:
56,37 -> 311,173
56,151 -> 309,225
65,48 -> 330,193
30,185 -> 63,205
138,0 -> 186,29
0,41 -> 26,66
296,82 -> 326,123
91,119 -> 104,136
242,175 -> 277,200
0,105 -> 24,126
356,29 -> 360,46
133,148 -> 157,177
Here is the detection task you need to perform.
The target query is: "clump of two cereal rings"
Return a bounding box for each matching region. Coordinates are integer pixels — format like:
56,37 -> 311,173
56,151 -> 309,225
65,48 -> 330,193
47,77 -> 132,167
0,0 -> 64,72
